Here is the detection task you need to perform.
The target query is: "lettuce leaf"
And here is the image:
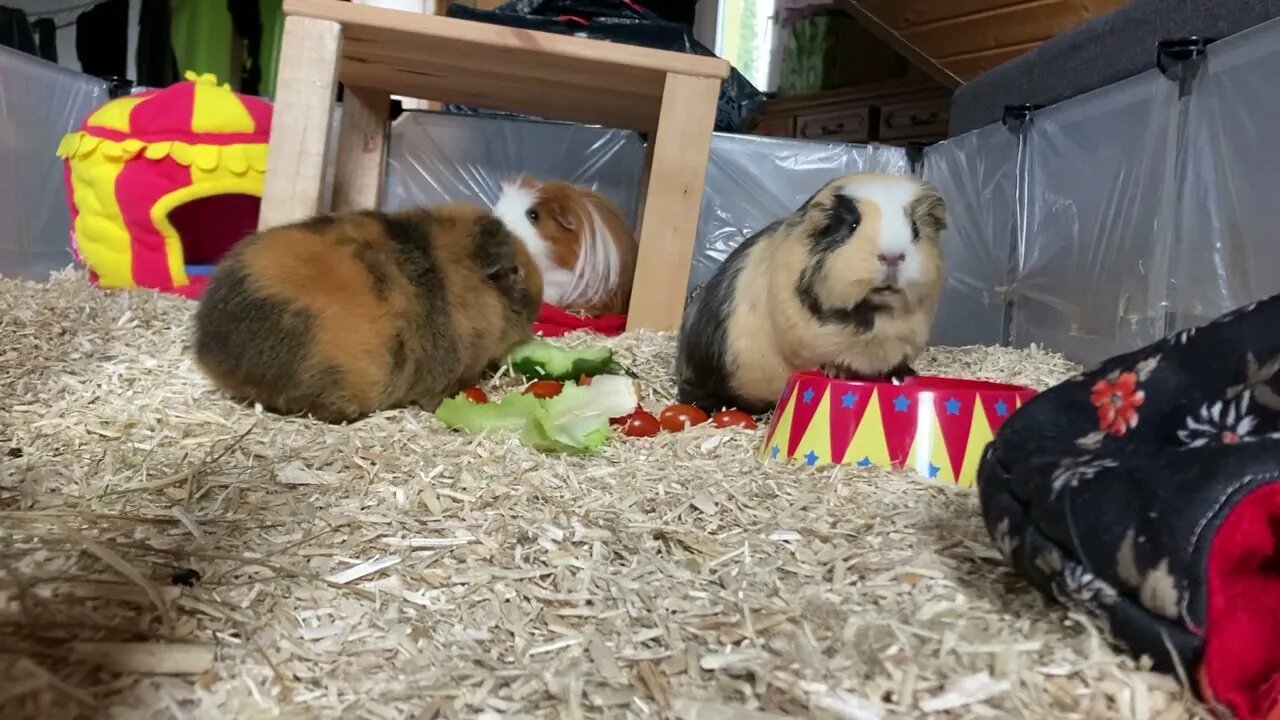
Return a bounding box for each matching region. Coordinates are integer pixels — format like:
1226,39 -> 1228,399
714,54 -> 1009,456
433,375 -> 639,454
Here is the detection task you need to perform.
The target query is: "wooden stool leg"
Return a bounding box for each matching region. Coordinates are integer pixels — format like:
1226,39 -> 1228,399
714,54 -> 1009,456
258,15 -> 344,231
626,72 -> 720,332
332,86 -> 391,212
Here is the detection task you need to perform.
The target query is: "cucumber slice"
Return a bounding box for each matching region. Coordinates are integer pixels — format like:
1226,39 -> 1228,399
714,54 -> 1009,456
507,339 -> 620,381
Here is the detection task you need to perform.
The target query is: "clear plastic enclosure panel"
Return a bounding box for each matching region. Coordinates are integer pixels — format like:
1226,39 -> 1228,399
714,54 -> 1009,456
1172,17 -> 1280,330
382,110 -> 647,229
1013,69 -> 1181,367
0,47 -> 110,281
922,122 -> 1020,348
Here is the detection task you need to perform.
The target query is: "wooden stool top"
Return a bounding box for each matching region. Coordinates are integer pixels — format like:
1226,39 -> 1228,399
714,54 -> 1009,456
283,0 -> 731,132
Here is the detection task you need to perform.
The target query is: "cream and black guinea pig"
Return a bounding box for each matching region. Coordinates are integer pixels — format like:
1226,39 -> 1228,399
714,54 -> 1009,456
493,175 -> 638,316
193,204 -> 544,424
675,172 -> 947,415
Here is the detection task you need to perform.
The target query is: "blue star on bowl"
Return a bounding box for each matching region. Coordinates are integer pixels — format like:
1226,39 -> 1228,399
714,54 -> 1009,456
804,450 -> 819,466
944,397 -> 962,416
893,394 -> 911,413
928,462 -> 941,479
802,387 -> 816,404
770,444 -> 781,460
856,456 -> 873,467
840,391 -> 857,408
994,399 -> 1009,417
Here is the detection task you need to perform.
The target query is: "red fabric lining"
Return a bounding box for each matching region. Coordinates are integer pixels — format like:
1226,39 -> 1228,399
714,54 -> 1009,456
1202,481 -> 1280,720
532,303 -> 626,338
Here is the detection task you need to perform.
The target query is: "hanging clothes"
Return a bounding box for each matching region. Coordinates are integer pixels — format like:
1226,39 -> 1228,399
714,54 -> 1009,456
170,0 -> 235,82
227,0 -> 262,96
257,0 -> 283,97
76,0 -> 130,79
31,18 -> 56,63
136,0 -> 181,87
0,6 -> 37,57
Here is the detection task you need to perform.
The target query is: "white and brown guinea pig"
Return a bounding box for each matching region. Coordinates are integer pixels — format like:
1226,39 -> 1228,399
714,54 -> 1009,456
675,172 -> 948,415
492,175 -> 638,316
193,203 -> 544,424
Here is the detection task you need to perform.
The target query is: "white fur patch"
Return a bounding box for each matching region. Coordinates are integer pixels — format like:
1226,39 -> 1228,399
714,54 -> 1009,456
492,179 -> 622,310
493,180 -> 567,300
563,202 -> 622,309
840,180 -> 923,288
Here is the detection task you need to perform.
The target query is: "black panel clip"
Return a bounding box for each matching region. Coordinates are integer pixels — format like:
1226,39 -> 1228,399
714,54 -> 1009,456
105,76 -> 135,99
1001,103 -> 1042,134
1157,37 -> 1214,98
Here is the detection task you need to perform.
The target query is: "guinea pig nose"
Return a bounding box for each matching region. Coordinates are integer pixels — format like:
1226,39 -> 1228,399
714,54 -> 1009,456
878,252 -> 906,266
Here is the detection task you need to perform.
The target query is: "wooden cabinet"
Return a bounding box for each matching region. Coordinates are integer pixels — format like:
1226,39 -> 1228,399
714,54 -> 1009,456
878,96 -> 949,141
796,106 -> 877,143
752,80 -> 951,146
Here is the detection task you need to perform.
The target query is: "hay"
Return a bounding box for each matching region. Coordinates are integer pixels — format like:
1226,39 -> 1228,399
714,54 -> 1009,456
0,269 -> 1211,719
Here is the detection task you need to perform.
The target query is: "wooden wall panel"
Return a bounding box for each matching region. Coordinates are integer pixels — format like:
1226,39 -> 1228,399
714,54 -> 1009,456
903,3 -> 1092,59
940,43 -> 1038,79
850,0 -> 1130,81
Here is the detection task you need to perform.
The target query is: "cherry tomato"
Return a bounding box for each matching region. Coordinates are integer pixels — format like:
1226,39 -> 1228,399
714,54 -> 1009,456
462,386 -> 488,404
578,373 -> 593,386
523,380 -> 564,399
658,403 -> 710,432
620,410 -> 661,438
711,409 -> 757,430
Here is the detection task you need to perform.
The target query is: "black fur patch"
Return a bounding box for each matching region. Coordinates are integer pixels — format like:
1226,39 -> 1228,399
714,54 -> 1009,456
354,240 -> 393,299
809,192 -> 861,256
824,357 -> 916,382
372,211 -> 426,254
195,258 -> 339,397
675,224 -> 777,415
471,216 -> 536,313
389,333 -> 407,370
382,212 -> 461,379
471,216 -> 514,275
887,359 -> 918,380
795,193 -> 896,331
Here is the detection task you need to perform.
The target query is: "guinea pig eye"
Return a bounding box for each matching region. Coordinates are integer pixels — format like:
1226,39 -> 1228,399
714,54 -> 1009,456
526,209 -> 539,223
910,218 -> 921,242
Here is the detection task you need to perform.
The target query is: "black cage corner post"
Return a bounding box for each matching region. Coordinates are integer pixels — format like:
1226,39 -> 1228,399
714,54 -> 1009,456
1157,36 -> 1214,339
998,102 -> 1041,350
905,140 -> 932,177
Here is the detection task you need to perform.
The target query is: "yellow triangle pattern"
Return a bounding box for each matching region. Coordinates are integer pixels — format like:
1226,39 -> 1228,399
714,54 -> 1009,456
956,402 -> 997,489
846,388 -> 892,468
905,398 -> 955,484
759,384 -> 800,462
792,386 -> 834,467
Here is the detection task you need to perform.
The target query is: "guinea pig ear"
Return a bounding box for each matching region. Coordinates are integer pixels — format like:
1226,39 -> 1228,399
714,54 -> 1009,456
910,184 -> 948,238
547,197 -> 578,232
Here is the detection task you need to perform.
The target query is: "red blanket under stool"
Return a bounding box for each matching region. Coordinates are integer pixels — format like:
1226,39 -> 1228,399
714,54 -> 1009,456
531,303 -> 626,338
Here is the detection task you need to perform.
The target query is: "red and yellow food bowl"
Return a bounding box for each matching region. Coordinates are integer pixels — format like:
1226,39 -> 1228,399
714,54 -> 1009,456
759,371 -> 1038,488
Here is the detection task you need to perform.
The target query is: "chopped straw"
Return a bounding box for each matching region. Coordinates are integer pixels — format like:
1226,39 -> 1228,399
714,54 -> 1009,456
0,269 -> 1213,718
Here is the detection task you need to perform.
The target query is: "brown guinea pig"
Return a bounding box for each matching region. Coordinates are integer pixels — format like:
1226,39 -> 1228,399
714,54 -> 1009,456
193,203 -> 544,423
675,172 -> 948,415
492,175 -> 638,316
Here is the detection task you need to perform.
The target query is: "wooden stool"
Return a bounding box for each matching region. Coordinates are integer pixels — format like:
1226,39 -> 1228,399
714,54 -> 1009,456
259,0 -> 730,331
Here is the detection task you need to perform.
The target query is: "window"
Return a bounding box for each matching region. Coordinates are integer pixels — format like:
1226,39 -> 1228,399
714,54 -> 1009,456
713,0 -> 780,92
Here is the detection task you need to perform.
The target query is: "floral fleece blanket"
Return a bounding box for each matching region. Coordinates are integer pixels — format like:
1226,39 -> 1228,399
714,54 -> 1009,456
978,295 -> 1280,720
